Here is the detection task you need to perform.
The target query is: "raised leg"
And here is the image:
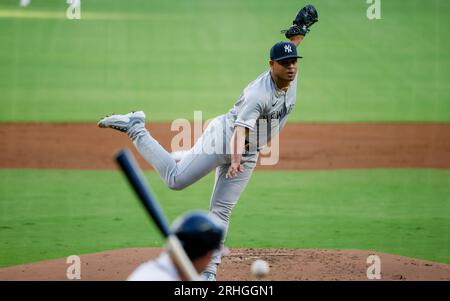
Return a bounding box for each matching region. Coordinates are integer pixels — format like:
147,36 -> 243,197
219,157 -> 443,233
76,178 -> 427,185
128,122 -> 224,190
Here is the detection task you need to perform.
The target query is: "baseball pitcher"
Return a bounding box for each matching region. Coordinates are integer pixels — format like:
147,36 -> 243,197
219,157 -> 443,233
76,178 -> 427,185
99,4 -> 318,281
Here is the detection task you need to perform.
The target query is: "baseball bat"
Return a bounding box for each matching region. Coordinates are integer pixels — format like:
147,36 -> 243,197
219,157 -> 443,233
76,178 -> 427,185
115,149 -> 200,281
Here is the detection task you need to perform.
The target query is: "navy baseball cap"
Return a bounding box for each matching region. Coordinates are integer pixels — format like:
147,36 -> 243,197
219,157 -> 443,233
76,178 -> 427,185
172,211 -> 224,260
270,41 -> 302,61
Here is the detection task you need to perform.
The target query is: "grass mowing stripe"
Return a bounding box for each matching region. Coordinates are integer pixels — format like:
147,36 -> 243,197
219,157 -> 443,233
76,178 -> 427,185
0,0 -> 449,122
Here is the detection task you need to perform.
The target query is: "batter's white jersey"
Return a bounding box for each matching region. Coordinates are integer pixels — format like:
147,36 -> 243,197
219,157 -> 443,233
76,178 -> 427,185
127,252 -> 181,281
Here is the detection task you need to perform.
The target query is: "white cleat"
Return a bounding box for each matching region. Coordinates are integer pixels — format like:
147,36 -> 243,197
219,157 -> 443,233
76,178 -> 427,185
97,111 -> 145,132
201,271 -> 216,281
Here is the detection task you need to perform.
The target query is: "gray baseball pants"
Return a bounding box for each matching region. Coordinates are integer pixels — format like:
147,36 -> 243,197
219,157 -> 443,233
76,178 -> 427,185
127,116 -> 257,275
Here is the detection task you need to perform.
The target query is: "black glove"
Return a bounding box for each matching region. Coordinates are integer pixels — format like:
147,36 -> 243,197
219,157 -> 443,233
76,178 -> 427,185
282,4 -> 319,38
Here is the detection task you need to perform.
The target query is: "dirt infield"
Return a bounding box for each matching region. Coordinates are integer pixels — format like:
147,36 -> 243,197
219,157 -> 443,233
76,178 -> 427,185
1,122 -> 450,281
1,123 -> 450,170
0,248 -> 449,281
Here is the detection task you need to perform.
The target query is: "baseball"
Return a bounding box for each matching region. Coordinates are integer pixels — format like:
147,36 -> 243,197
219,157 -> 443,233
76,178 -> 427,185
251,259 -> 270,278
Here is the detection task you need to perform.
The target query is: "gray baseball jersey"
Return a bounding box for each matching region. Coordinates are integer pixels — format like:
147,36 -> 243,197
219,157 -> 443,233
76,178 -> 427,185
126,68 -> 299,277
225,69 -> 298,152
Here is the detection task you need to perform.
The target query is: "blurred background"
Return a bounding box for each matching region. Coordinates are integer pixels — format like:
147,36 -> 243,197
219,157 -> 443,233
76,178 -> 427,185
1,0 -> 449,122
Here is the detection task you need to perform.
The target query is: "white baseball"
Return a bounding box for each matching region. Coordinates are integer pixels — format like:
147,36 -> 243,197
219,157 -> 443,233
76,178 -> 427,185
251,259 -> 270,277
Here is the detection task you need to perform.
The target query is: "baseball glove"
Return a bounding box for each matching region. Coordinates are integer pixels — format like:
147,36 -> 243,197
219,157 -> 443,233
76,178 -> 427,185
281,4 -> 318,38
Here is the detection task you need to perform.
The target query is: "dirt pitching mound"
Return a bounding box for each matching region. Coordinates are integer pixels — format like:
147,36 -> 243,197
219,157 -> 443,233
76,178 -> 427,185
1,248 -> 449,281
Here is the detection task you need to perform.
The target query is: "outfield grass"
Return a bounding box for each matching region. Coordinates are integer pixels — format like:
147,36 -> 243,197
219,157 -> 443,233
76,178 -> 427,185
0,0 -> 449,122
0,169 -> 449,267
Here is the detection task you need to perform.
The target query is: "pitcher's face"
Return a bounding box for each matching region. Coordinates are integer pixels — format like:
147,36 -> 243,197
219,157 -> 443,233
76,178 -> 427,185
270,58 -> 298,81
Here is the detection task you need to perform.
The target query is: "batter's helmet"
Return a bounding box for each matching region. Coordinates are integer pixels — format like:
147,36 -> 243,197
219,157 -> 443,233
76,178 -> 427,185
172,211 -> 225,261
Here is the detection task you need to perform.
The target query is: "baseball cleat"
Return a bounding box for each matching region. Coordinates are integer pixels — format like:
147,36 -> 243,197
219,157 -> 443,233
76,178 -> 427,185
97,111 -> 145,132
201,271 -> 216,281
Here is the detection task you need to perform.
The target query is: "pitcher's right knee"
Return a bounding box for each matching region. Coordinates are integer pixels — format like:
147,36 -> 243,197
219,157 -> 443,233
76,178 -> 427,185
165,177 -> 192,191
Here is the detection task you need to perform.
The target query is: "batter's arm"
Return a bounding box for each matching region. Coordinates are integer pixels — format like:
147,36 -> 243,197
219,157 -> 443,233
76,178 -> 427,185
226,125 -> 247,178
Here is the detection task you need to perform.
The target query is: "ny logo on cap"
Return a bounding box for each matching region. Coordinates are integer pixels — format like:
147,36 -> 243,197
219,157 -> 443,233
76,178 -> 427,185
284,45 -> 292,53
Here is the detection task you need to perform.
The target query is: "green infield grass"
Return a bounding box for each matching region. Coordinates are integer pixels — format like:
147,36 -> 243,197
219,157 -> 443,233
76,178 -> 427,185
0,168 -> 449,267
